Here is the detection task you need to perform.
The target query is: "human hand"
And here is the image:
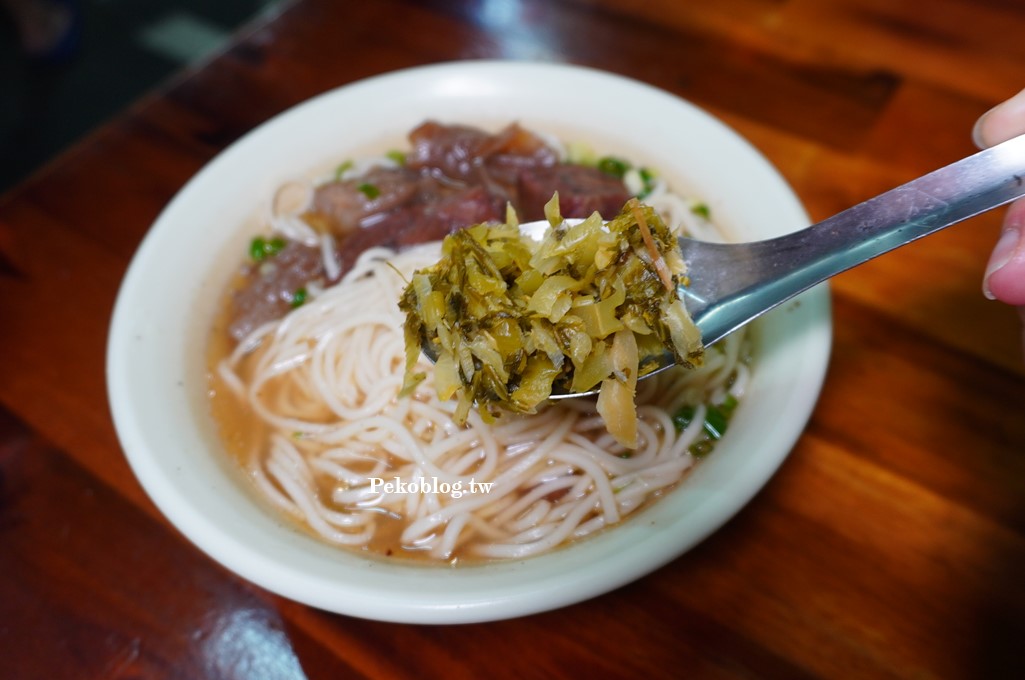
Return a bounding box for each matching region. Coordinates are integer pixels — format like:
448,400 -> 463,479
973,88 -> 1025,356
973,88 -> 1025,306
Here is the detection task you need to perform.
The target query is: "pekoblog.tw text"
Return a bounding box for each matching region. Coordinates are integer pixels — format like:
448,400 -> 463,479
368,476 -> 494,499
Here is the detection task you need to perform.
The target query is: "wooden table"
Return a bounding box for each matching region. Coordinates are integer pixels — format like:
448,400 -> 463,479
3,1 -> 1024,677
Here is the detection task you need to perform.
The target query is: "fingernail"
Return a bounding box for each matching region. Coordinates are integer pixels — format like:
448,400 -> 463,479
984,213 -> 1024,300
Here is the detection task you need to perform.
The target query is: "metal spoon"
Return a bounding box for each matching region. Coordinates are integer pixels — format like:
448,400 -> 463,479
428,133 -> 1025,398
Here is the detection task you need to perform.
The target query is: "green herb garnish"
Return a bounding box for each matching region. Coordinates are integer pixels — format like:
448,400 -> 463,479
249,236 -> 287,262
290,286 -> 308,308
703,397 -> 735,439
690,440 -> 715,459
671,394 -> 739,457
638,167 -> 657,197
691,202 -> 711,220
333,160 -> 354,180
597,156 -> 630,178
386,150 -> 406,165
358,183 -> 381,199
672,405 -> 696,433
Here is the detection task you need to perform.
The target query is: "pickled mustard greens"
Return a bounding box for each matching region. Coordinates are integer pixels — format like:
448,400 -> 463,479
399,196 -> 704,448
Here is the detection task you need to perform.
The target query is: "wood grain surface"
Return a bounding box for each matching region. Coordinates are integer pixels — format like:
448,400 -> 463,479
2,0 -> 1024,677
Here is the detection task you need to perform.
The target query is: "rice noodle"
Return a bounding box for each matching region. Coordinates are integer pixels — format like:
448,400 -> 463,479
218,242 -> 750,562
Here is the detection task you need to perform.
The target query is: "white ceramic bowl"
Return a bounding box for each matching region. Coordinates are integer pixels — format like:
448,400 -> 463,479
107,61 -> 830,624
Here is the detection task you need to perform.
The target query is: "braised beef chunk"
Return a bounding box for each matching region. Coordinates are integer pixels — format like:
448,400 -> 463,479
479,123 -> 560,187
518,164 -> 632,221
407,121 -> 558,189
407,121 -> 494,181
396,185 -> 503,245
229,242 -> 325,341
337,186 -> 503,272
312,166 -> 422,232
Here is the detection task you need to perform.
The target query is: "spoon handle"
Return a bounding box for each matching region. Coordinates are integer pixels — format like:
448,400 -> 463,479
687,133 -> 1025,346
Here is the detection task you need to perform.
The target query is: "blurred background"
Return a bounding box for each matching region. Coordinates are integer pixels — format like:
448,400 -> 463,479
0,0 -> 283,193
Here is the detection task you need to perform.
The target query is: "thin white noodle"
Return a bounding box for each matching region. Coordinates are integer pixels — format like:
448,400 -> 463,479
474,493 -> 602,560
266,178 -> 318,246
320,233 -> 341,282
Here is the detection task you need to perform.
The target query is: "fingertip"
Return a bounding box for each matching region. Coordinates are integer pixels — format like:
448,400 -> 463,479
983,201 -> 1025,304
974,87 -> 1025,148
985,261 -> 1025,305
972,113 -> 990,149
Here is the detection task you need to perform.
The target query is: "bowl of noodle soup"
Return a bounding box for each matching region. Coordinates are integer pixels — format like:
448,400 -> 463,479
107,61 -> 831,623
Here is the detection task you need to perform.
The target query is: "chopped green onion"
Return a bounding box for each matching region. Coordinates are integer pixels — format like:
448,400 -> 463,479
597,156 -> 630,178
290,287 -> 308,308
703,405 -> 729,439
690,440 -> 715,459
250,236 -> 268,261
638,167 -> 657,197
386,150 -> 406,165
672,394 -> 739,457
566,141 -> 596,165
691,202 -> 711,220
704,395 -> 738,439
333,160 -> 354,180
672,405 -> 695,433
358,183 -> 381,199
249,236 -> 287,262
